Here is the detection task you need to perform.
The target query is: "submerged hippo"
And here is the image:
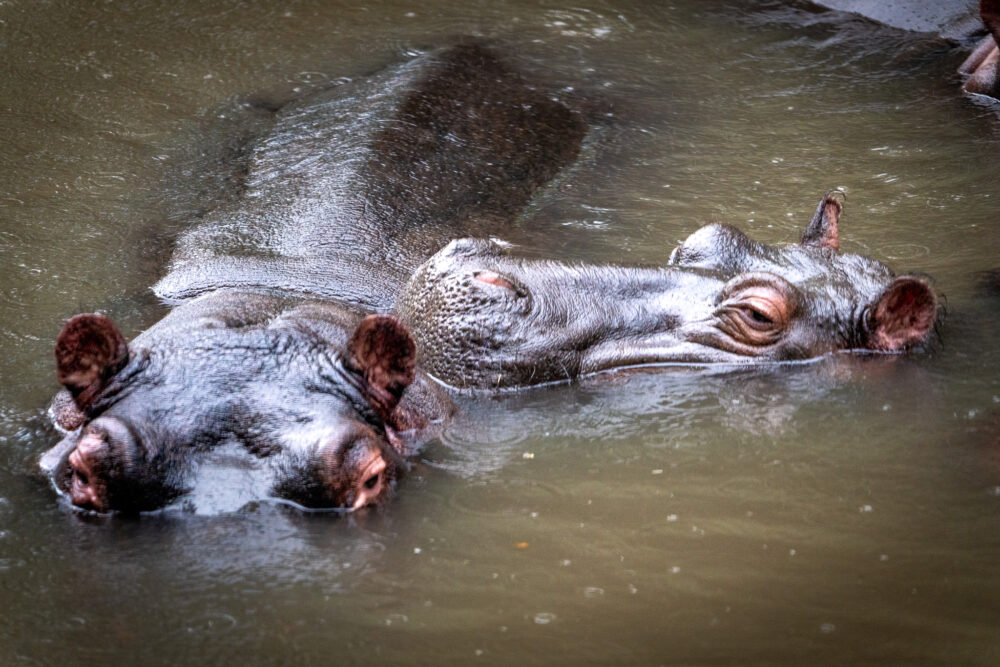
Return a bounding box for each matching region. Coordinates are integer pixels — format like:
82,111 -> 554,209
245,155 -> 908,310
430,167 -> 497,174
153,41 -> 586,310
42,45 -> 939,515
44,296 -> 449,514
960,1 -> 1000,99
807,0 -> 982,40
395,194 -> 937,389
42,42 -> 589,514
801,1 -> 1000,102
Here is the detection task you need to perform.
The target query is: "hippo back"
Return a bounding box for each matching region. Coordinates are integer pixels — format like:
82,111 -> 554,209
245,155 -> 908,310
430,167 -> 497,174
154,43 -> 587,309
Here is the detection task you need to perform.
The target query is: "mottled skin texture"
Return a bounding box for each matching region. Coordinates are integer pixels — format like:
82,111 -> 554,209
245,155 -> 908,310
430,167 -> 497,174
395,194 -> 938,389
45,293 -> 452,514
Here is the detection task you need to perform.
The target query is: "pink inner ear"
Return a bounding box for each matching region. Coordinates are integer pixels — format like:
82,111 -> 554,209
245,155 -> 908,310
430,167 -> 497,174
801,192 -> 842,252
474,270 -> 515,291
869,278 -> 937,351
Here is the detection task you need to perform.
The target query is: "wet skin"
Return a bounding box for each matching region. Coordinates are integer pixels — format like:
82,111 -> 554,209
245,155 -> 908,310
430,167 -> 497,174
42,42 -> 583,514
40,46 -> 938,514
807,0 -> 982,39
960,1 -> 1000,99
395,194 -> 938,389
805,1 -> 999,101
153,42 -> 586,310
44,293 -> 451,514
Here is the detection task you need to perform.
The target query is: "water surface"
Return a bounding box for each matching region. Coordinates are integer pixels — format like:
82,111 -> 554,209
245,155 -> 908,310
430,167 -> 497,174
2,0 -> 999,664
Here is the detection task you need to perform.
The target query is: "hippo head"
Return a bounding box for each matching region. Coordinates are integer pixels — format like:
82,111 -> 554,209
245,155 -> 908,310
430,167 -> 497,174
394,193 -> 938,389
43,293 -> 423,514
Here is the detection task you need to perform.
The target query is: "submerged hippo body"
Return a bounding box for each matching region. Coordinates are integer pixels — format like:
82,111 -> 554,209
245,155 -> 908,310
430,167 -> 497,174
803,1 -> 1000,102
43,43 -> 587,514
807,0 -> 982,40
960,1 -> 1000,100
154,42 -> 586,310
395,194 -> 938,389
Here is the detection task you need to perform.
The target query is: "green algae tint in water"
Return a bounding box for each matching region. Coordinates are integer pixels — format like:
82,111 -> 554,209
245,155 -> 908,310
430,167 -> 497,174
1,0 -> 1000,664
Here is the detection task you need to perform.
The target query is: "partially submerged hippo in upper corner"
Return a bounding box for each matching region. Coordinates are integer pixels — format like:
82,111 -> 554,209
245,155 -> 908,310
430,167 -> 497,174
807,0 -> 1000,102
395,193 -> 938,389
960,0 -> 1000,99
807,0 -> 983,41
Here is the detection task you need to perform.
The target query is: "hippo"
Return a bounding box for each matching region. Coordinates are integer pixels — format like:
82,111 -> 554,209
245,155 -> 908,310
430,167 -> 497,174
41,42 -> 590,514
152,41 -> 586,311
960,1 -> 1000,99
41,44 -> 939,515
394,193 -> 938,389
803,1 -> 1000,101
806,0 -> 982,40
43,295 -> 451,514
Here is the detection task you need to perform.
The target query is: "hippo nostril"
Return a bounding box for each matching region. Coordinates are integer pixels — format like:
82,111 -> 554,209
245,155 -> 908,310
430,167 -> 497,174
364,473 -> 380,490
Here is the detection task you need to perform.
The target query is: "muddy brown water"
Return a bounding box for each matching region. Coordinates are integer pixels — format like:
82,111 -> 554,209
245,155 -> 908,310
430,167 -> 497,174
2,1 -> 999,664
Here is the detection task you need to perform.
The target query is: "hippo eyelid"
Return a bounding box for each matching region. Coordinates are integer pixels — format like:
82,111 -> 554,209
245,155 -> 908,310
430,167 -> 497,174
719,272 -> 799,316
472,270 -> 528,298
474,270 -> 516,290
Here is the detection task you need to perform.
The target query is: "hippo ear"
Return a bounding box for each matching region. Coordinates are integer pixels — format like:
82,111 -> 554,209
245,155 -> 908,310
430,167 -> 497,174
801,192 -> 843,251
346,315 -> 417,417
55,313 -> 129,412
865,277 -> 938,352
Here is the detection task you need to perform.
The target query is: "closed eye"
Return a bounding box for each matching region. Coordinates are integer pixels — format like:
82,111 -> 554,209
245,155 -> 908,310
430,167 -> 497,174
748,307 -> 773,325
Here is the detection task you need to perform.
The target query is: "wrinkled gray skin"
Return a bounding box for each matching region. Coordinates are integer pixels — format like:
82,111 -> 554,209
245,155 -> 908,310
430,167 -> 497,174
960,1 -> 1000,100
396,195 -> 938,389
43,292 -> 451,514
43,43 -> 939,514
43,43 -> 585,514
154,42 -> 586,310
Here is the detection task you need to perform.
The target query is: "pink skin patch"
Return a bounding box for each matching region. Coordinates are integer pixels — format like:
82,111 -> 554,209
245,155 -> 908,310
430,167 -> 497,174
474,270 -> 515,291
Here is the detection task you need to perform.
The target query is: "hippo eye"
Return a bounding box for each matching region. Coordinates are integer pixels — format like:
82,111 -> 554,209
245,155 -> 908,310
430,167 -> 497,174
474,270 -> 516,291
735,298 -> 781,330
363,472 -> 380,490
747,307 -> 773,325
716,275 -> 796,348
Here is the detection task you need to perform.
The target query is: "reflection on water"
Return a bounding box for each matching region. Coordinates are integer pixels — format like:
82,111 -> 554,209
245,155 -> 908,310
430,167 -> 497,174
2,0 -> 1000,664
